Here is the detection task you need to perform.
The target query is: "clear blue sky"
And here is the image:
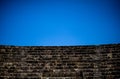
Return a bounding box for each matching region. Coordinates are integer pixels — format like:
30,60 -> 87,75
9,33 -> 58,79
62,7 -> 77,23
0,0 -> 120,46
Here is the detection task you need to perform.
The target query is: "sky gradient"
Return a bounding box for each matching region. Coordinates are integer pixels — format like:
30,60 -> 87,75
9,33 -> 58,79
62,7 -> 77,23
0,0 -> 120,46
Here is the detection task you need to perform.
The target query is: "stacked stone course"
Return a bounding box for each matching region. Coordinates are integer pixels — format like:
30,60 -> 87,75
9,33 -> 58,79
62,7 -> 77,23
0,44 -> 120,79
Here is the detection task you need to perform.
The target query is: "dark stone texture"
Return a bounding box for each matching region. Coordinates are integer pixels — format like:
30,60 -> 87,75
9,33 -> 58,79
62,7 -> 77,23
0,44 -> 120,79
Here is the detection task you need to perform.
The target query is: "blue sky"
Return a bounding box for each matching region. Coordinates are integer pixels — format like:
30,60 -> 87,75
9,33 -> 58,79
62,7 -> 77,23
0,0 -> 120,46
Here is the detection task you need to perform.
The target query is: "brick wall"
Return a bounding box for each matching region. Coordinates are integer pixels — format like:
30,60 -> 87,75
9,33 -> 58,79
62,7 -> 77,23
0,44 -> 120,79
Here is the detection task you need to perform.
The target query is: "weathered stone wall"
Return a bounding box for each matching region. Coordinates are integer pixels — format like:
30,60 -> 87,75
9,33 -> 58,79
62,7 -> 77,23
0,44 -> 120,79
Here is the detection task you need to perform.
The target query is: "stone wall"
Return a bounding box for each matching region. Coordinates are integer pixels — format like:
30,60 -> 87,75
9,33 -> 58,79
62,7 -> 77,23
0,44 -> 120,79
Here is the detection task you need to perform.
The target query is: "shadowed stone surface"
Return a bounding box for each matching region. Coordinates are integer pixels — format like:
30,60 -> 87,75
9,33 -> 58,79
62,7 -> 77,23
0,44 -> 120,79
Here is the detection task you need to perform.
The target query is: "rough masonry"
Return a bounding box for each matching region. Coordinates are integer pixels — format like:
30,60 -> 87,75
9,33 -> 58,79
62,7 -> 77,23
0,44 -> 120,79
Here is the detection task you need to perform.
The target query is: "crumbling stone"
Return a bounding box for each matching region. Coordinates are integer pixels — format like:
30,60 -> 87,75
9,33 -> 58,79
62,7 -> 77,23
0,44 -> 120,79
